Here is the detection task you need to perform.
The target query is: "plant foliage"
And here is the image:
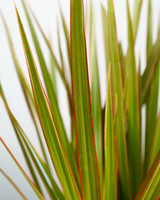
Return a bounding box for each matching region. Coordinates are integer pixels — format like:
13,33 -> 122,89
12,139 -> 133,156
0,0 -> 160,199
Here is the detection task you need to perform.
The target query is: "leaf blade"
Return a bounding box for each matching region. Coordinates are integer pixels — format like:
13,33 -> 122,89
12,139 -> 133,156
126,1 -> 141,195
145,62 -> 159,173
21,1 -> 80,189
0,169 -> 27,200
107,0 -> 131,198
0,138 -> 45,200
90,0 -> 103,191
14,5 -> 81,199
103,65 -> 117,200
70,0 -> 101,199
135,151 -> 160,200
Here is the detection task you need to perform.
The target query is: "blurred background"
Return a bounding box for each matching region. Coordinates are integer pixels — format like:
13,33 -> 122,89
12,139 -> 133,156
0,0 -> 160,199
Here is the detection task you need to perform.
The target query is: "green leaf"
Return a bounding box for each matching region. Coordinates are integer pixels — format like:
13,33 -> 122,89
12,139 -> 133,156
126,1 -> 141,196
49,40 -> 57,101
0,169 -> 27,200
70,0 -> 101,199
22,3 -> 75,175
0,138 -> 45,200
135,151 -> 160,200
60,8 -> 70,68
146,0 -> 152,57
14,119 -> 64,199
101,5 -> 110,70
0,88 -> 64,199
141,36 -> 160,104
0,85 -> 43,194
28,3 -> 72,114
14,5 -> 81,199
107,0 -> 131,199
149,114 -> 160,168
103,65 -> 117,200
145,62 -> 159,173
1,14 -> 50,171
1,91 -> 59,199
133,0 -> 144,39
90,0 -> 103,191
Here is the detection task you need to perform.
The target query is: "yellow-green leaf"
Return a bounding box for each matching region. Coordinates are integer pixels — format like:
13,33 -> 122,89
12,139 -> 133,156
135,151 -> 160,200
103,65 -> 117,200
133,0 -> 144,39
14,5 -> 81,199
0,169 -> 27,200
149,114 -> 160,168
90,0 -> 103,191
70,0 -> 101,199
101,5 -> 110,70
0,138 -> 45,200
107,0 -> 131,199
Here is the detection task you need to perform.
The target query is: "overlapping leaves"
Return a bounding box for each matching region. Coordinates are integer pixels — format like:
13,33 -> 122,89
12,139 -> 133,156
0,0 -> 160,199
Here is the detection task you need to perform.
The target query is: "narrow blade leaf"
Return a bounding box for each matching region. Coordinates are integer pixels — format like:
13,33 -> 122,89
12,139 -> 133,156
0,138 -> 45,200
141,36 -> 160,104
107,0 -> 131,198
133,0 -> 144,39
14,5 -> 81,199
21,1 -> 80,189
135,151 -> 160,200
146,0 -> 152,57
103,65 -> 117,200
0,169 -> 27,200
70,0 -> 101,199
90,0 -> 103,190
145,62 -> 159,172
101,5 -> 110,70
1,14 -> 50,170
149,114 -> 160,168
127,1 -> 141,195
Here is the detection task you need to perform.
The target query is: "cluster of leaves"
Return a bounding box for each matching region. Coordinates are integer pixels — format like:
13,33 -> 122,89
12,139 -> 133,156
0,0 -> 160,199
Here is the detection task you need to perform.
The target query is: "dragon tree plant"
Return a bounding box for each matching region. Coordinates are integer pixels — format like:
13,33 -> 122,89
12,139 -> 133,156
0,0 -> 160,199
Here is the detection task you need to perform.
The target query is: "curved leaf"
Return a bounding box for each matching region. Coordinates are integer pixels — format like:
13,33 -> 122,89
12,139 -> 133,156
14,5 -> 81,199
0,138 -> 45,200
135,151 -> 160,200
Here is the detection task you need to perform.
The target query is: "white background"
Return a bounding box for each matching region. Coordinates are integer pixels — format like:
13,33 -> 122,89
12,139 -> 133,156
0,0 -> 160,199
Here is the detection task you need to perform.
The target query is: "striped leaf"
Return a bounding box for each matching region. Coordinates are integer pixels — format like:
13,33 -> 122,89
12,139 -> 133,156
0,138 -> 45,200
14,5 -> 81,199
90,0 -> 103,190
107,0 -> 131,199
145,62 -> 159,172
126,1 -> 141,196
101,5 -> 110,70
135,151 -> 160,200
0,89 -> 65,199
133,0 -> 144,38
21,3 -> 78,182
28,4 -> 72,113
0,169 -> 27,200
0,85 -> 43,194
149,114 -> 160,168
70,0 -> 101,199
60,8 -> 71,68
141,36 -> 160,104
1,14 -> 50,169
103,65 -> 117,200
